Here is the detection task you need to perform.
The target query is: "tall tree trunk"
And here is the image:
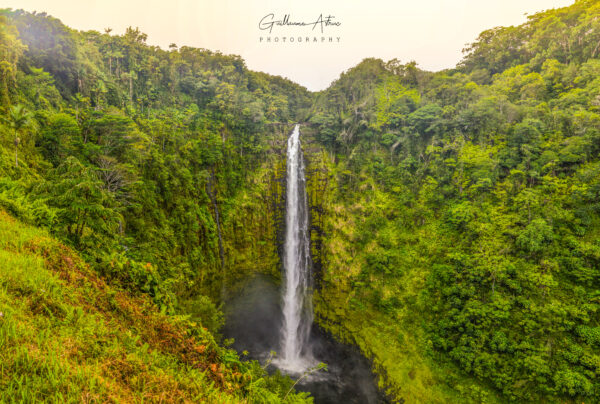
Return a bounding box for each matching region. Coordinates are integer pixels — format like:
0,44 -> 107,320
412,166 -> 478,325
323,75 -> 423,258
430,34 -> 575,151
129,75 -> 133,101
14,130 -> 18,168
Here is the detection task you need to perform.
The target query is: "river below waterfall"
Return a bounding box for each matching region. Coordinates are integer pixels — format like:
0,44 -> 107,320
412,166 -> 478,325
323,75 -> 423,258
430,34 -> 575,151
222,274 -> 387,404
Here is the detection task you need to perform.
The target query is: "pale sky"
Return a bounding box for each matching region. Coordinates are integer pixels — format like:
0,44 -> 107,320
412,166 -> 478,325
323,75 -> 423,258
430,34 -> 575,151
3,0 -> 574,91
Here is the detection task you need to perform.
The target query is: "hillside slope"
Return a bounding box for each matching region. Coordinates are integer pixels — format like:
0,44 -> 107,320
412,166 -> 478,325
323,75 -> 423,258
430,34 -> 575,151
0,210 -> 310,403
0,8 -> 312,402
306,0 -> 600,402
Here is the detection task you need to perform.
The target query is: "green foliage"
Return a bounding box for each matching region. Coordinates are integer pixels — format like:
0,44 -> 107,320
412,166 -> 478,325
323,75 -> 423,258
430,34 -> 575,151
1,103 -> 33,167
0,8 -> 310,305
180,294 -> 225,337
0,11 -> 311,401
39,156 -> 120,247
307,1 -> 600,402
0,211 -> 310,403
3,1 -> 600,403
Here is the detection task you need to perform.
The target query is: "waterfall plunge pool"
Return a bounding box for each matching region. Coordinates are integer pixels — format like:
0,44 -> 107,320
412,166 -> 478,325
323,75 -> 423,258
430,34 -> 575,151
222,274 -> 388,404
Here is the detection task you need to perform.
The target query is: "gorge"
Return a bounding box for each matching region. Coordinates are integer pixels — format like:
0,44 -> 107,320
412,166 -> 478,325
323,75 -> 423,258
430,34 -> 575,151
2,1 -> 600,402
222,125 -> 384,403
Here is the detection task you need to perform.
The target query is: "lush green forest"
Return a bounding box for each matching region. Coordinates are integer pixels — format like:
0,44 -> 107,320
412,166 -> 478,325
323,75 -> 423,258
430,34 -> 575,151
0,7 -> 310,402
1,0 -> 600,402
306,0 -> 600,402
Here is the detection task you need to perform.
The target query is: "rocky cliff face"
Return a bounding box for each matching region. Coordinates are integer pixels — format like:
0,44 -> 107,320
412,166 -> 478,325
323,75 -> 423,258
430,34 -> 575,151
220,124 -> 331,292
220,125 -> 292,292
301,126 -> 334,290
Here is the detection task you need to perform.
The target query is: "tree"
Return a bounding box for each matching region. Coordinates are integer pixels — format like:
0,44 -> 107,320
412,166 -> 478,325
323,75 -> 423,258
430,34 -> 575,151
0,14 -> 26,106
42,156 -> 119,247
38,112 -> 80,166
1,103 -> 33,167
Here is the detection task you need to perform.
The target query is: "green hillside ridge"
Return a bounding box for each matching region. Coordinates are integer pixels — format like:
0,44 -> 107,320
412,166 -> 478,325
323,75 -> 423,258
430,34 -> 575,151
0,209 -> 311,402
2,0 -> 600,402
305,0 -> 600,402
0,7 -> 309,402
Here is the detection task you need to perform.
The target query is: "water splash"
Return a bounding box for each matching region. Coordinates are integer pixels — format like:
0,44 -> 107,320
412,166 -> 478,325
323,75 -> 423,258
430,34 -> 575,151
278,124 -> 314,373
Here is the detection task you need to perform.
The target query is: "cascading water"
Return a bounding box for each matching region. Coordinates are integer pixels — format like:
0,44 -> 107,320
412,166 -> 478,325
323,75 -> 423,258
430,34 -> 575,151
222,124 -> 386,402
278,124 -> 314,373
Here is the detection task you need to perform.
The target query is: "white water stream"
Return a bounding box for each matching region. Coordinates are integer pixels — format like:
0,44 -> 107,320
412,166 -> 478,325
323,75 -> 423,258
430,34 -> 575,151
222,125 -> 385,402
278,124 -> 314,373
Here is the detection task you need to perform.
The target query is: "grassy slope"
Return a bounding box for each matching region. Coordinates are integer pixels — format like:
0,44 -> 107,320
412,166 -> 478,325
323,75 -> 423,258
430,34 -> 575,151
0,210 -> 308,403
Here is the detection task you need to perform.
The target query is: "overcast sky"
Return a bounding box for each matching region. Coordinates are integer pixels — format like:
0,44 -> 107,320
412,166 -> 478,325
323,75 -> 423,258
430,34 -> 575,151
3,0 -> 573,91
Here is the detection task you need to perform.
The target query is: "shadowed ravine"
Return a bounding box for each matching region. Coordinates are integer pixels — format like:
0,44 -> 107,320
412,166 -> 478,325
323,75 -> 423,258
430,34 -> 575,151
223,125 -> 386,403
222,274 -> 386,404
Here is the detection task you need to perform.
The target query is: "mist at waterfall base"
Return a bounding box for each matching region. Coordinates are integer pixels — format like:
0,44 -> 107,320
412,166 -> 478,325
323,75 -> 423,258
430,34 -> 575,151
222,126 -> 385,403
222,275 -> 385,404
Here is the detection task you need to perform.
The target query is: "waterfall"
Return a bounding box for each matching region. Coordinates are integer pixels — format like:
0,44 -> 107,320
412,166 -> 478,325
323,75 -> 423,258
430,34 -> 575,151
279,124 -> 314,373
